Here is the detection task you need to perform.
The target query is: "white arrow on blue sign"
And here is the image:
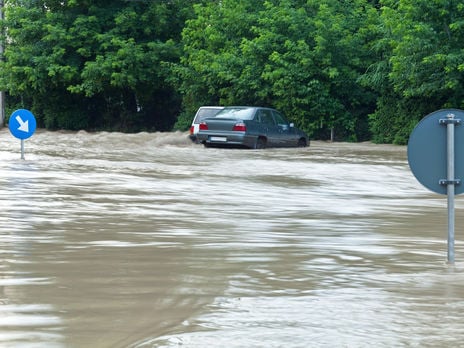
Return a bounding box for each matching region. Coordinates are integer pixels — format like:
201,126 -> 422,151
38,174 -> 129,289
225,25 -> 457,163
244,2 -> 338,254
9,109 -> 37,140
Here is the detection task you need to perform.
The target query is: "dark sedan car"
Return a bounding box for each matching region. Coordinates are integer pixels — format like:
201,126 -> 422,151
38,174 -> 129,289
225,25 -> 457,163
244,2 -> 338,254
196,106 -> 309,149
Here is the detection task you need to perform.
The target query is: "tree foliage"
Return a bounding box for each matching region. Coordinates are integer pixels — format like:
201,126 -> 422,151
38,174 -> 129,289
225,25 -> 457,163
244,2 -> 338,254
364,0 -> 464,144
0,0 -> 193,131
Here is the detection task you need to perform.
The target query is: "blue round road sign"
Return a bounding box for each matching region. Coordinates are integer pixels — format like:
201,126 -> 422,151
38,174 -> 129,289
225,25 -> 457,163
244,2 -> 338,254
408,108 -> 464,195
8,109 -> 36,140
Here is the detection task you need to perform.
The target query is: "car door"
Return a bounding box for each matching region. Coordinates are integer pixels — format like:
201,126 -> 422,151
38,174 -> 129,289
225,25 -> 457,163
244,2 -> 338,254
256,109 -> 279,146
272,110 -> 297,146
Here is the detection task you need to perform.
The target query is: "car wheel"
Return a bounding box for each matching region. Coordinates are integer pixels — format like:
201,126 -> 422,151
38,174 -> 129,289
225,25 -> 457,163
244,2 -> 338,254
297,138 -> 307,147
254,137 -> 267,149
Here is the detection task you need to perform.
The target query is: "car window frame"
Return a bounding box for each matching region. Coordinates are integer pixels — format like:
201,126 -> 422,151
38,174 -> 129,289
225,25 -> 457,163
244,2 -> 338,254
272,110 -> 289,126
256,109 -> 276,126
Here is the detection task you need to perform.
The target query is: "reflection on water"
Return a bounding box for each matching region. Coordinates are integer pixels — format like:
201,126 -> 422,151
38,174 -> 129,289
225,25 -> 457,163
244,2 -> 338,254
0,129 -> 464,347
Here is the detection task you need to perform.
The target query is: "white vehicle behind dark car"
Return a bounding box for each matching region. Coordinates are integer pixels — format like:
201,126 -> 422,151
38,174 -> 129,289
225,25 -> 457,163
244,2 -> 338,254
196,106 -> 309,149
189,106 -> 224,143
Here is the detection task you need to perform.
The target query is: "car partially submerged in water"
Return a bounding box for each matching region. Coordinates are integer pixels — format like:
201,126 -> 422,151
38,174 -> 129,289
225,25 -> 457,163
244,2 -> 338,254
196,106 -> 309,149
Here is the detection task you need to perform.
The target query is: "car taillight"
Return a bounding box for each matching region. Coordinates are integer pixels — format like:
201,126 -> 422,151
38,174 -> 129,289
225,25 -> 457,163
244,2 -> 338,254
199,122 -> 208,131
233,122 -> 246,131
189,126 -> 194,134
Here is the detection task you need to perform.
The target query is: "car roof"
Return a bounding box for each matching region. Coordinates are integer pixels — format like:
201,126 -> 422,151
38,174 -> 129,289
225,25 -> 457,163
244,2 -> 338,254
198,106 -> 224,109
222,106 -> 274,110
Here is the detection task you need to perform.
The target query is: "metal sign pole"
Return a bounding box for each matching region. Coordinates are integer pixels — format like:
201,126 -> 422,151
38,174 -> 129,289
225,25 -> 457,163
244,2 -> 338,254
446,114 -> 456,264
439,113 -> 460,264
21,139 -> 25,160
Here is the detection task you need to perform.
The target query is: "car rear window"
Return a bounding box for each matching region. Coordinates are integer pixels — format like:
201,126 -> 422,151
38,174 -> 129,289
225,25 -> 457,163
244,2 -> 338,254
214,108 -> 254,120
195,108 -> 223,123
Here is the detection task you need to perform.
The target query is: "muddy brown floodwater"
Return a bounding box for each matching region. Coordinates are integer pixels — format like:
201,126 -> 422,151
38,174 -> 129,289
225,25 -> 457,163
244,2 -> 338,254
1,129 -> 464,347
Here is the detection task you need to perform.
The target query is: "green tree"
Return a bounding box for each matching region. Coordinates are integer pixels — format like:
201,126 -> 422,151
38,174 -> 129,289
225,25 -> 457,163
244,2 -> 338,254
252,0 -> 378,140
0,0 -> 192,131
172,0 -> 264,130
364,0 -> 464,144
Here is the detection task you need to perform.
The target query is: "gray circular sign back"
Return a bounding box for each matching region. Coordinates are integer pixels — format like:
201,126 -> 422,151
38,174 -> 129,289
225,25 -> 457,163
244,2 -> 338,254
408,108 -> 464,195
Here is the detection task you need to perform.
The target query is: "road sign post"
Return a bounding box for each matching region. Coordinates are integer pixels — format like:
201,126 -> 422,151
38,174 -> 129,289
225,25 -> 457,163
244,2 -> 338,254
408,109 -> 464,264
440,113 -> 460,263
8,109 -> 37,159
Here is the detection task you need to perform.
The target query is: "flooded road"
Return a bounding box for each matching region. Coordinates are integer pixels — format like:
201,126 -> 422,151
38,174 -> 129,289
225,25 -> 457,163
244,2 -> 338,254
1,129 -> 464,347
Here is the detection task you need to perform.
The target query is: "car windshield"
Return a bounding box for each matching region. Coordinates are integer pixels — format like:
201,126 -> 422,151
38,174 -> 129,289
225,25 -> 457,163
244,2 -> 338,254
214,108 -> 254,120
